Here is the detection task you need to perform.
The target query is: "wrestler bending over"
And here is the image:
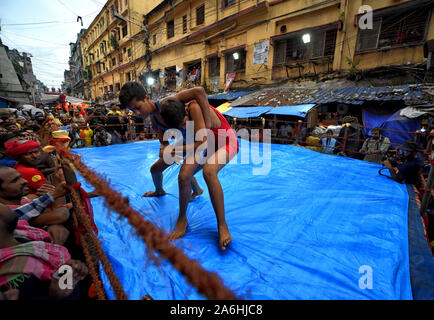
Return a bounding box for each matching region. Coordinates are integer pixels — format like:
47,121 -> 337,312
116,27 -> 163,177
119,82 -> 212,200
159,98 -> 239,250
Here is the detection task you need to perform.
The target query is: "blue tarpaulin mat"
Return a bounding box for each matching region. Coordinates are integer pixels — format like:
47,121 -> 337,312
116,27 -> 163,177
75,140 -> 414,300
265,104 -> 317,118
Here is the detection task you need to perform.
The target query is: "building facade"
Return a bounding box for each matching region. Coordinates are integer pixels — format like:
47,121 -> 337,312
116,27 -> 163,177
80,0 -> 162,101
82,0 -> 434,100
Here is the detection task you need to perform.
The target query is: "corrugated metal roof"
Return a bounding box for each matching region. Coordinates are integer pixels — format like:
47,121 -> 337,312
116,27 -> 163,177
228,84 -> 433,108
299,85 -> 428,105
208,91 -> 252,101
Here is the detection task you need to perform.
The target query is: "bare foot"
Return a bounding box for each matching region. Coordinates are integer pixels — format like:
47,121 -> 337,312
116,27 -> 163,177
218,224 -> 232,250
143,190 -> 166,197
190,189 -> 203,201
168,217 -> 188,242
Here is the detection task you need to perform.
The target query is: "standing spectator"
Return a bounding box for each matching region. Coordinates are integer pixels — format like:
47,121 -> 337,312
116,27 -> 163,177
338,116 -> 364,159
321,130 -> 340,154
79,123 -> 93,147
359,127 -> 390,164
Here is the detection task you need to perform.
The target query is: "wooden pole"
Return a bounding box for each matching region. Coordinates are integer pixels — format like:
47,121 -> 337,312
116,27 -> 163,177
421,160 -> 434,217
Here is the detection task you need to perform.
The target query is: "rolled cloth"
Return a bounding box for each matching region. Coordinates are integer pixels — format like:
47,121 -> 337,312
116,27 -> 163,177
5,140 -> 40,158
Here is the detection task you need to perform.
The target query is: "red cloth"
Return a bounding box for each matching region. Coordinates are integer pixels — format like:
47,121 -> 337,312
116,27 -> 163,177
5,140 -> 40,158
67,183 -> 98,245
13,164 -> 47,194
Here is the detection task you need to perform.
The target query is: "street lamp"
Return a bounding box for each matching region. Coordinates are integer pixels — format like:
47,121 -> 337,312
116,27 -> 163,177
146,77 -> 155,86
233,52 -> 239,60
302,33 -> 311,44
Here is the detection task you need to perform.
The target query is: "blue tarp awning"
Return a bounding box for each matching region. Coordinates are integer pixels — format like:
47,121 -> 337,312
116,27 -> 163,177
265,104 -> 316,118
208,91 -> 252,101
223,106 -> 273,118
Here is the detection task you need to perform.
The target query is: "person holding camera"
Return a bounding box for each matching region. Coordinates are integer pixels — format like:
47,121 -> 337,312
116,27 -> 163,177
383,139 -> 424,185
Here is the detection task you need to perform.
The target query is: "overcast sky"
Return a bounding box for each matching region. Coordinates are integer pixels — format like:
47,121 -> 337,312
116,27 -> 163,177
0,0 -> 106,90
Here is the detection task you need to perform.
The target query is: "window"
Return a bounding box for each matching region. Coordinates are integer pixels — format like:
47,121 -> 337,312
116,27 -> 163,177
209,56 -> 220,77
115,83 -> 120,92
356,8 -> 429,52
123,47 -> 126,54
109,84 -> 113,92
127,72 -> 131,82
167,20 -> 174,38
182,15 -> 187,34
273,27 -> 338,65
97,63 -> 101,73
127,48 -> 131,57
122,21 -> 128,38
223,0 -> 235,9
196,5 -> 205,25
225,49 -> 246,73
153,34 -> 157,45
112,57 -> 116,66
118,53 -> 123,63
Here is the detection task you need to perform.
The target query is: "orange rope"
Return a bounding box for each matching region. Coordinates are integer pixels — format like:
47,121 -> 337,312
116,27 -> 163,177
69,188 -> 128,300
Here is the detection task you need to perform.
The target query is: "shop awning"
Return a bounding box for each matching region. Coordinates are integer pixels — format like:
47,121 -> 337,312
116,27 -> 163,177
216,102 -> 232,114
223,106 -> 273,118
208,91 -> 252,101
265,104 -> 316,118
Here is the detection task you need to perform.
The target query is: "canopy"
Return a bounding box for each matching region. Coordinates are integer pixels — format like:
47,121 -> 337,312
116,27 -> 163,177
223,106 -> 273,118
208,91 -> 252,101
265,104 -> 316,118
362,109 -> 422,145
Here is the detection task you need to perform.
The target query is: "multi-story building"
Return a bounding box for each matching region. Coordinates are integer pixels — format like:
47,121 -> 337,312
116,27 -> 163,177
139,0 -> 434,91
80,0 -> 162,101
82,0 -> 434,100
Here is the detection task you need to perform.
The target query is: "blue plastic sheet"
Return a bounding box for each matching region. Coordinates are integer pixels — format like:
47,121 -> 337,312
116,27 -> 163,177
75,140 -> 413,300
362,109 -> 422,145
223,106 -> 273,118
265,104 -> 316,118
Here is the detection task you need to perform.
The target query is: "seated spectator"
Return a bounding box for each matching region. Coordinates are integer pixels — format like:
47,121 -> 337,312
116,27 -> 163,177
278,123 -> 293,138
0,133 -> 19,167
359,127 -> 390,164
383,139 -> 424,185
5,140 -> 61,201
93,126 -> 112,147
0,166 -> 69,228
69,124 -> 85,149
321,130 -> 340,154
134,132 -> 147,141
0,204 -> 88,300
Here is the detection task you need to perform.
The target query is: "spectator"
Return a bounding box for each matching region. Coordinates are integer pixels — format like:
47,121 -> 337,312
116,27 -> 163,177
0,204 -> 88,300
383,139 -> 424,185
134,132 -> 147,141
338,116 -> 364,159
69,124 -> 85,149
93,126 -> 112,147
79,122 -> 93,147
106,108 -> 124,144
321,130 -> 340,154
359,127 -> 390,164
4,140 -> 51,197
0,166 -> 69,236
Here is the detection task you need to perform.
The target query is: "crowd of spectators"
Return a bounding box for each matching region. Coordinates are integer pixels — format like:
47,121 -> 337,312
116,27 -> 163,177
0,101 -> 159,300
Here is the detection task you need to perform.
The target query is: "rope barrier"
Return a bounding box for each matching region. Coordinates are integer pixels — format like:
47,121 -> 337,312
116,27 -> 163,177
56,145 -> 236,300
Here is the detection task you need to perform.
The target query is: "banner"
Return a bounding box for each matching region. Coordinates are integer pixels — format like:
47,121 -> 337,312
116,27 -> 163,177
253,40 -> 269,65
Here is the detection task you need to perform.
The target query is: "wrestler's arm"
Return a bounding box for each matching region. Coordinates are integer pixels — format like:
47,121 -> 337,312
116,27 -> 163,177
176,103 -> 207,155
168,87 -> 212,129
